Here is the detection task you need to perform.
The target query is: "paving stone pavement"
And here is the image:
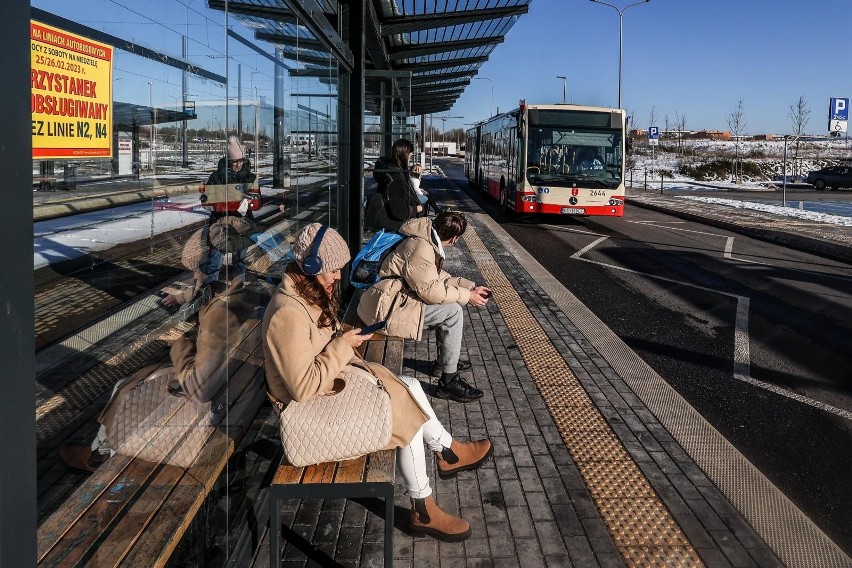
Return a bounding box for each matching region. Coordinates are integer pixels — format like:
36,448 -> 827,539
258,176 -> 844,568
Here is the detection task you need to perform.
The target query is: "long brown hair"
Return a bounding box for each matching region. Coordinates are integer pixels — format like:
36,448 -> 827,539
284,263 -> 340,329
391,138 -> 414,169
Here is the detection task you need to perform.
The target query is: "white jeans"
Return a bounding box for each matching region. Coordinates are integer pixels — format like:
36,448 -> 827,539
395,374 -> 453,499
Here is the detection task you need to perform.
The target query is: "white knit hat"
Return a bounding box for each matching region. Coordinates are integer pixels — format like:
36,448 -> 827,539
227,135 -> 246,161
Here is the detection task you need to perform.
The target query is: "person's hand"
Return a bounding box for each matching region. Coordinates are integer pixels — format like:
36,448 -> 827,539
160,286 -> 184,307
468,286 -> 491,307
416,204 -> 424,213
341,328 -> 373,348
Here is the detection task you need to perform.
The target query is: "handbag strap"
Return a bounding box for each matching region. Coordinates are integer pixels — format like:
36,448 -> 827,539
267,391 -> 285,412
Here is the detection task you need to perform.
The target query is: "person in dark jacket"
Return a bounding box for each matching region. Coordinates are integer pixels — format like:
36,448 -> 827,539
205,136 -> 260,222
365,139 -> 425,231
207,135 -> 257,187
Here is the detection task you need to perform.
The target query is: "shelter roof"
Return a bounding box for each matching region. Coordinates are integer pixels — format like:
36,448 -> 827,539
209,0 -> 530,116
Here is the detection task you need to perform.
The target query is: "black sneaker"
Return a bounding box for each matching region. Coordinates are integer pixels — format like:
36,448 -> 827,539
435,374 -> 483,403
430,359 -> 472,378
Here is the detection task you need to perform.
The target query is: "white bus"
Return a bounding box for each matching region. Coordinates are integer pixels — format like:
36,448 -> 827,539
465,102 -> 626,217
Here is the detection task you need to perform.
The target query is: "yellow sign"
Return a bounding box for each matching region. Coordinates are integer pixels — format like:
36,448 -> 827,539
30,20 -> 113,159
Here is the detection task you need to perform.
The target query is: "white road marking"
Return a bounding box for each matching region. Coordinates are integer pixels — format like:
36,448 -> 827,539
569,228 -> 852,421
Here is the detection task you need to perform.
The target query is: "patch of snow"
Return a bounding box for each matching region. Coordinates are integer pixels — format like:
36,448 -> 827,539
674,196 -> 852,226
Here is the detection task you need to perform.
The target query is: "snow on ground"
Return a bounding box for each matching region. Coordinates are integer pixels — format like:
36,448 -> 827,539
675,196 -> 852,227
33,185 -> 295,270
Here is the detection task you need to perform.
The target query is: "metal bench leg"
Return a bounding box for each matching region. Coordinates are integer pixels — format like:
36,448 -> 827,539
270,488 -> 281,568
384,485 -> 394,568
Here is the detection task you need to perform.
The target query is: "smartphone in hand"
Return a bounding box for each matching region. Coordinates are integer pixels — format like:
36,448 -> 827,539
358,320 -> 387,335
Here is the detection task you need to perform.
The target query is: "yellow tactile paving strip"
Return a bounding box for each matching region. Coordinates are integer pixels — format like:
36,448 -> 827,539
463,224 -> 704,567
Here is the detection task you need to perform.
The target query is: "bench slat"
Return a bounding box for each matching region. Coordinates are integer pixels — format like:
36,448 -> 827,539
115,437 -> 235,568
332,455 -> 367,484
363,339 -> 386,364
272,464 -> 305,485
302,461 -> 337,485
38,458 -> 171,568
382,338 -> 404,375
85,464 -> 186,568
364,450 -> 396,484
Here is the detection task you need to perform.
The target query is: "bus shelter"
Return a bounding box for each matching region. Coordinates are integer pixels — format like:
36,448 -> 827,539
2,1 -> 531,566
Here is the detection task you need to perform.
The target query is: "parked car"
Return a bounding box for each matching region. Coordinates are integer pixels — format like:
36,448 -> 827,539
806,165 -> 852,190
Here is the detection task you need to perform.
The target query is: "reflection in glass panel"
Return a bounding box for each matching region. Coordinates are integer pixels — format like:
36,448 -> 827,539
30,0 -> 344,564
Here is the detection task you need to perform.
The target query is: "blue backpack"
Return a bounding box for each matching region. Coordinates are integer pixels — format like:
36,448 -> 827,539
350,229 -> 404,289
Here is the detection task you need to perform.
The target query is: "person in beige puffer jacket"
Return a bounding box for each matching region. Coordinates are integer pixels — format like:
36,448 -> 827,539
357,211 -> 491,403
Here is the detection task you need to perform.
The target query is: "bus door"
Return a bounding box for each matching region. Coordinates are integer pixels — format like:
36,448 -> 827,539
508,127 -> 517,197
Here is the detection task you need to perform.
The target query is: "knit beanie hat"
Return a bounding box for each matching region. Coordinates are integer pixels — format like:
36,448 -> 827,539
227,135 -> 246,161
181,228 -> 210,271
208,215 -> 255,254
291,223 -> 351,274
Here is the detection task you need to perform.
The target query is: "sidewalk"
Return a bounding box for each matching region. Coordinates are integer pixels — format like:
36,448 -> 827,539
254,176 -> 851,567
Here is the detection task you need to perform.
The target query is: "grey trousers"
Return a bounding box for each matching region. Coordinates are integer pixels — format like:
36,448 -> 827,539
422,302 -> 464,374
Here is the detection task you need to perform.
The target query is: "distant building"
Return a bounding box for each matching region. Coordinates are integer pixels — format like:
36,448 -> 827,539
686,130 -> 732,141
751,134 -> 774,141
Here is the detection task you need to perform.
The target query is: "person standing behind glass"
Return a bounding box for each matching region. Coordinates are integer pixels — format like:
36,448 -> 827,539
366,139 -> 425,231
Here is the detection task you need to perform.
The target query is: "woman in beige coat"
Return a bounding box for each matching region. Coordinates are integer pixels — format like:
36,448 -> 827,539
263,223 -> 492,542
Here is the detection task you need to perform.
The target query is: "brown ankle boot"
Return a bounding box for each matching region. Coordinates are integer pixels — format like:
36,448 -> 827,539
58,442 -> 96,473
409,495 -> 471,542
435,439 -> 493,479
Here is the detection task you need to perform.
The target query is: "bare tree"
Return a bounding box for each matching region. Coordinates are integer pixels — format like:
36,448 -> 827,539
788,95 -> 810,175
726,99 -> 747,182
664,114 -> 670,140
647,105 -> 659,134
674,112 -> 687,155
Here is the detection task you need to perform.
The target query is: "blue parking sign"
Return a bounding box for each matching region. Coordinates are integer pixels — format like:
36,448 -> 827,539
830,98 -> 849,121
648,126 -> 659,146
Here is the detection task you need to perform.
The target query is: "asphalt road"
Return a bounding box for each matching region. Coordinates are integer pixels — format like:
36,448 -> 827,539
435,157 -> 852,555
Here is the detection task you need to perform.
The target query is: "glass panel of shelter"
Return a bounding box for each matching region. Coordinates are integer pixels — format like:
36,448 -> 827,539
363,70 -> 414,241
30,0 -> 345,563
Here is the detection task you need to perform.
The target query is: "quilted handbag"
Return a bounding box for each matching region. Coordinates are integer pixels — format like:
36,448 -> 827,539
277,364 -> 392,467
104,365 -> 215,468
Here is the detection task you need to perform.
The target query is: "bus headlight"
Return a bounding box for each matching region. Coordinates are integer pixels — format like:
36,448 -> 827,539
521,195 -> 541,203
608,198 -> 624,206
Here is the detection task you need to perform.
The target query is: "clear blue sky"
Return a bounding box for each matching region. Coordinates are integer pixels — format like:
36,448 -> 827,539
447,0 -> 852,135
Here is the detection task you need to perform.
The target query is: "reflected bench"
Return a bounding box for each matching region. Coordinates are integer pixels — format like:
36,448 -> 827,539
36,281 -> 273,568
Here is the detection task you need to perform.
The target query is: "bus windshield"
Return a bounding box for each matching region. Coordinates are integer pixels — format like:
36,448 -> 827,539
526,126 -> 623,188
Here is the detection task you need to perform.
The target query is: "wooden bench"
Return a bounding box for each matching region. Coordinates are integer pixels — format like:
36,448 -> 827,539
268,290 -> 404,567
36,281 -> 274,568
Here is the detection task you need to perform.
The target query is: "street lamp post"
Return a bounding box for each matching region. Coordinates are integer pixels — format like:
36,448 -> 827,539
473,77 -> 493,118
556,75 -> 567,104
255,86 -> 260,163
589,0 -> 650,109
147,82 -> 155,172
436,115 -> 463,155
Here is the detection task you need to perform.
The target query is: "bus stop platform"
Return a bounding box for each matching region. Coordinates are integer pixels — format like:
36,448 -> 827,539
251,175 -> 851,568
